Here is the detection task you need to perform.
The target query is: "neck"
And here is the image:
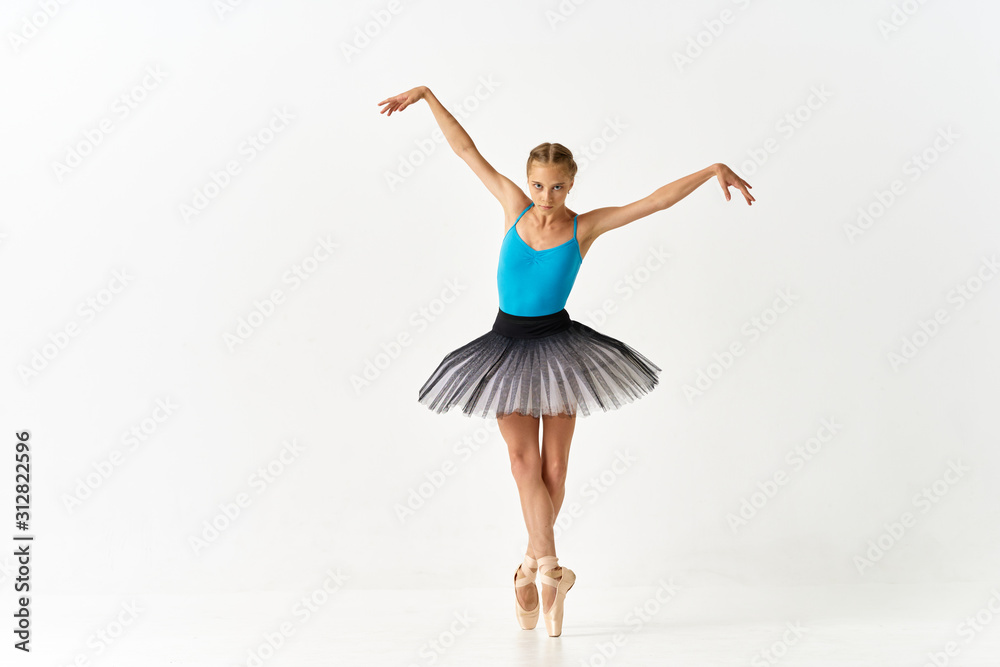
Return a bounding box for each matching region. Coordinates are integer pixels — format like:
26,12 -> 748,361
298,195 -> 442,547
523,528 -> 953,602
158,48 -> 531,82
532,203 -> 570,226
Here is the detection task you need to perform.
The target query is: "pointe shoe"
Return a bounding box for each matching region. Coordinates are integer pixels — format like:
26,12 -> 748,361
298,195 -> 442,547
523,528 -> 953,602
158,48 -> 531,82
513,554 -> 539,630
536,555 -> 576,637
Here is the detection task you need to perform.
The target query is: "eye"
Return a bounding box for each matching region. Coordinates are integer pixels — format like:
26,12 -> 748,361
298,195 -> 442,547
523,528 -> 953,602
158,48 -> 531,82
554,186 -> 562,190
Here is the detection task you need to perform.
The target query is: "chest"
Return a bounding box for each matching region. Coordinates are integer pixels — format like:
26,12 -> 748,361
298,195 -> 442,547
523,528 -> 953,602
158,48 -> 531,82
502,218 -> 591,261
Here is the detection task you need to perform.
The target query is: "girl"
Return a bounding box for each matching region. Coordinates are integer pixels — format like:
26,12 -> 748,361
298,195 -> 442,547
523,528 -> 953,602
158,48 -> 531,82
379,85 -> 753,637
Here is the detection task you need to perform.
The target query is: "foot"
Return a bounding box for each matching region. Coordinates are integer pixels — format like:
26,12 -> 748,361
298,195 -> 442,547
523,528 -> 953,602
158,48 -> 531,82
515,561 -> 538,611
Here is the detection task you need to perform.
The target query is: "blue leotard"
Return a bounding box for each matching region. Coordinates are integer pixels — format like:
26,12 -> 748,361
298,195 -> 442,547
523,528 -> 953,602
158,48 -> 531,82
496,202 -> 583,317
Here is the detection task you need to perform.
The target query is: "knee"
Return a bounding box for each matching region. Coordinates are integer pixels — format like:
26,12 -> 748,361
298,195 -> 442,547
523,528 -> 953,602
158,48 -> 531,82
509,453 -> 542,483
542,461 -> 568,489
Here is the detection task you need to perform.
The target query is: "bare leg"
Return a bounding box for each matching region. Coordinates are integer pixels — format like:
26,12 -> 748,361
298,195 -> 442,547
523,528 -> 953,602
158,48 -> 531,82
499,411 -> 577,614
527,412 -> 576,561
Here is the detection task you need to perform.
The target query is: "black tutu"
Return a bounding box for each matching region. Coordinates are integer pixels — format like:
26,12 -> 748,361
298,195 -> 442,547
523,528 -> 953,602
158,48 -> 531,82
418,308 -> 661,419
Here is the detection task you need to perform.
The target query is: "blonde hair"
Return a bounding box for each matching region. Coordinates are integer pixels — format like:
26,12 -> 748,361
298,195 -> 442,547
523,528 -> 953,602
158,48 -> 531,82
526,142 -> 577,182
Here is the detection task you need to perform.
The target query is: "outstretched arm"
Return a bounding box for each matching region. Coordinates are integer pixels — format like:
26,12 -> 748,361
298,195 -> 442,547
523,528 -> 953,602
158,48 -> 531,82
587,163 -> 754,238
378,86 -> 524,210
654,163 -> 753,208
378,86 -> 474,154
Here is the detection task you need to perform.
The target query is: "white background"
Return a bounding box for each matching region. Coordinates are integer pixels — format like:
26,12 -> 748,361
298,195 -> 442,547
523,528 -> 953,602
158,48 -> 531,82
2,0 -> 999,661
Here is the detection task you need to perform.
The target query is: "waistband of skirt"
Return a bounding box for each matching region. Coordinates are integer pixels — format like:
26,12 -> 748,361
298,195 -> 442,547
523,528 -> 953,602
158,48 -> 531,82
492,308 -> 571,339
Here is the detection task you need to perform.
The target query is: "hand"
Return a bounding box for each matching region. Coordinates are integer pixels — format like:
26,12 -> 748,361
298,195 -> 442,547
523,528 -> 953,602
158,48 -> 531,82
714,163 -> 754,205
377,86 -> 426,116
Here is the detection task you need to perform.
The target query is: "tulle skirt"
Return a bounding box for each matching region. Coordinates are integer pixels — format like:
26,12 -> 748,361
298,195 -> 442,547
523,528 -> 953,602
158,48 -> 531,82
418,308 -> 661,419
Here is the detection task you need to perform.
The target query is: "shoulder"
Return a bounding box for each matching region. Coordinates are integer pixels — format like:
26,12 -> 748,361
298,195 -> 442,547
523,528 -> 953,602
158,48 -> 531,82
575,208 -> 598,242
502,197 -> 535,232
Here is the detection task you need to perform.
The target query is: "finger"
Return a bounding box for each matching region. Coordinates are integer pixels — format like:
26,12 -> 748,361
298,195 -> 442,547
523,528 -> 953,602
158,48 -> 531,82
719,178 -> 731,200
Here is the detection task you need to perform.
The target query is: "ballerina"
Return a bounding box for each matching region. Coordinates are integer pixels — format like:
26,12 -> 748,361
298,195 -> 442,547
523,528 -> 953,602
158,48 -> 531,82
379,85 -> 753,637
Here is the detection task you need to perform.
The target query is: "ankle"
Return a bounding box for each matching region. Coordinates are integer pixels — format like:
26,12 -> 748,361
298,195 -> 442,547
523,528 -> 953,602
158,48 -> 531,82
536,555 -> 560,579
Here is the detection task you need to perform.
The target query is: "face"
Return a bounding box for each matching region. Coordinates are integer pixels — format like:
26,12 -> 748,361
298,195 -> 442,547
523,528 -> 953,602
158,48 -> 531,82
527,163 -> 573,212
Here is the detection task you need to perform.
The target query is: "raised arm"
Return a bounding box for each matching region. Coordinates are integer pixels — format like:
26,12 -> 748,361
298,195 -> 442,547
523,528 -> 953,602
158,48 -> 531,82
378,86 -> 524,210
586,163 -> 754,239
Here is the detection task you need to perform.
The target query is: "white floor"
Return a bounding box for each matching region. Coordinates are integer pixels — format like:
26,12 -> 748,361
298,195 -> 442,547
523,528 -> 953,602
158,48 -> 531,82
28,584 -> 1000,665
